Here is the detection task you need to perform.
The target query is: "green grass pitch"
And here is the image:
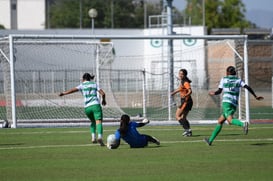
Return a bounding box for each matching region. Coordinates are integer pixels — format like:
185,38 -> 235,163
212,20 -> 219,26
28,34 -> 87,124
1,124 -> 273,181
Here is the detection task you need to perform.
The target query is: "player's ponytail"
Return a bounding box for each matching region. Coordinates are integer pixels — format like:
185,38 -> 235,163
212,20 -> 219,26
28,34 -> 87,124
82,73 -> 95,81
180,69 -> 192,84
227,66 -> 236,75
119,114 -> 130,137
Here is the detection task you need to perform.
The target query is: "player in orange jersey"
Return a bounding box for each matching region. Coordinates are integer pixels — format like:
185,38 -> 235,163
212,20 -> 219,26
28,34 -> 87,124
171,69 -> 193,137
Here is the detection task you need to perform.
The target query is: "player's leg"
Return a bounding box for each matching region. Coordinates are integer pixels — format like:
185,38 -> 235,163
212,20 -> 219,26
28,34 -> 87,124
85,106 -> 97,143
224,103 -> 248,134
205,115 -> 225,145
175,107 -> 183,120
93,105 -> 105,146
96,120 -> 103,143
179,111 -> 192,136
90,121 -> 97,143
175,98 -> 186,120
178,100 -> 192,136
229,117 -> 248,135
182,99 -> 193,136
176,107 -> 190,134
206,103 -> 232,144
144,134 -> 160,146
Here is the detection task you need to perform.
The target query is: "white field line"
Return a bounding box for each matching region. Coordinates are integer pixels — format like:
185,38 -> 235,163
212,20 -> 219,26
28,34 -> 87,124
1,126 -> 273,135
0,144 -> 96,150
1,138 -> 273,150
1,126 -> 272,150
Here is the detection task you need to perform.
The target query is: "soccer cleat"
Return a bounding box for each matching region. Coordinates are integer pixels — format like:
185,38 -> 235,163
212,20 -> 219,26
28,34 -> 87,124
204,138 -> 212,146
182,130 -> 188,136
183,129 -> 192,137
152,136 -> 160,146
92,139 -> 97,144
97,139 -> 105,146
243,122 -> 249,135
187,131 -> 192,137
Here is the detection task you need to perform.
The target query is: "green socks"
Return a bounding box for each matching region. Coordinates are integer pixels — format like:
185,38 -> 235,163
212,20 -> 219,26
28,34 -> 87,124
90,121 -> 96,134
209,124 -> 222,143
96,123 -> 103,135
209,119 -> 243,143
90,122 -> 103,134
231,119 -> 244,127
90,122 -> 103,140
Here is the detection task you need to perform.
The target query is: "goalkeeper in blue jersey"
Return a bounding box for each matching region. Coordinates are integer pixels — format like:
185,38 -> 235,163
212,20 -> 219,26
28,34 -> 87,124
109,114 -> 160,149
204,66 -> 264,146
59,73 -> 106,146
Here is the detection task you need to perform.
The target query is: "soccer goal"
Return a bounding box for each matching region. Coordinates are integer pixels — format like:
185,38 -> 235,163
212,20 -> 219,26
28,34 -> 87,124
0,34 -> 249,128
0,35 -> 124,128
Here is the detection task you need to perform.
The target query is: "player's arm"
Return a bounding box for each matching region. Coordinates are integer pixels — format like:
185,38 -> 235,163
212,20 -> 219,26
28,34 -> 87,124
243,85 -> 264,100
110,139 -> 120,149
110,131 -> 121,149
209,88 -> 222,96
137,119 -> 150,127
187,88 -> 192,96
171,88 -> 180,96
59,87 -> 78,96
98,89 -> 106,106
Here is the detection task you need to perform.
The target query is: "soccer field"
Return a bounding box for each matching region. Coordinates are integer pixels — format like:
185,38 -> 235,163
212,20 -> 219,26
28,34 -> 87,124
1,124 -> 273,181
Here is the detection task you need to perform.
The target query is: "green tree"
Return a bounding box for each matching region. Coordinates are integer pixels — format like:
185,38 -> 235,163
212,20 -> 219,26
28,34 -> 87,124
184,0 -> 204,25
49,0 -> 107,28
48,0 -> 164,29
184,0 -> 253,34
0,24 -> 5,29
219,0 -> 252,29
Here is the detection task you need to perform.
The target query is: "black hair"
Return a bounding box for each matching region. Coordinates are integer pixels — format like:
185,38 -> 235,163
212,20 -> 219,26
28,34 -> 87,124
119,114 -> 130,137
180,69 -> 192,84
82,73 -> 95,81
226,66 -> 236,75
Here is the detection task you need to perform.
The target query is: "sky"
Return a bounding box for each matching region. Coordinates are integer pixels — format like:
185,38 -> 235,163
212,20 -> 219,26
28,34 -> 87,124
172,0 -> 273,29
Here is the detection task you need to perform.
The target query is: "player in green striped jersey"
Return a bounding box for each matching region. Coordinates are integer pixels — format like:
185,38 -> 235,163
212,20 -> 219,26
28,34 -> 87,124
204,66 -> 263,146
59,73 -> 106,146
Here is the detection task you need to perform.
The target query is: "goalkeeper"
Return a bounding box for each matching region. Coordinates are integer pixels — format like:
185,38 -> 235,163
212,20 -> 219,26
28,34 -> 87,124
204,66 -> 264,146
108,114 -> 160,149
59,73 -> 106,146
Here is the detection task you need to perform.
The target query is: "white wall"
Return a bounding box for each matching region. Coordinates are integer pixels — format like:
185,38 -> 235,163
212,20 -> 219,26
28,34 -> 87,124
0,0 -> 45,29
143,26 -> 206,88
0,0 -> 10,28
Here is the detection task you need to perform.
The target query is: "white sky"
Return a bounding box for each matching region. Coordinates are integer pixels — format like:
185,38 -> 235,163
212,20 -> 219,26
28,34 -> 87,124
172,0 -> 273,11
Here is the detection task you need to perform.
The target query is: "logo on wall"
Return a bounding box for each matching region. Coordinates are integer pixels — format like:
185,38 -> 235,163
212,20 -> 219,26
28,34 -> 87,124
150,39 -> 162,48
183,39 -> 197,46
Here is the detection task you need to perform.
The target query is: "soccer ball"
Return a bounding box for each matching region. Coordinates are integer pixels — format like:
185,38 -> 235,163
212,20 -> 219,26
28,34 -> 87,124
107,134 -> 116,149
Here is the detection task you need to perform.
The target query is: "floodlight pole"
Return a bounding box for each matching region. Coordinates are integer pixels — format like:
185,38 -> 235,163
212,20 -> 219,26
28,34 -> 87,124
202,0 -> 205,27
88,8 -> 100,88
166,0 -> 174,121
88,8 -> 97,34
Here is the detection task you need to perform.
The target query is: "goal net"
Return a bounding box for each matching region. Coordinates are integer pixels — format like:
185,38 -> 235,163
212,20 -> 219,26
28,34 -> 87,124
0,35 -> 248,127
0,35 -> 124,127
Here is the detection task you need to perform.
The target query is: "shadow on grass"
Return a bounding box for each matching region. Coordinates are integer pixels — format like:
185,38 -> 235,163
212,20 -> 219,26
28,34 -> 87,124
189,134 -> 202,137
221,133 -> 241,136
0,143 -> 24,146
250,142 -> 273,146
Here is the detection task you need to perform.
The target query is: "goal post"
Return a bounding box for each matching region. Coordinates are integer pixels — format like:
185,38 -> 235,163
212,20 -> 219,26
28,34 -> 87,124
0,34 -> 121,128
0,34 -> 249,128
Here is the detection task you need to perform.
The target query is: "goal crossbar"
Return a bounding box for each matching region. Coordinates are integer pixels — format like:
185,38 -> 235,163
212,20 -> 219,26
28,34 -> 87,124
2,34 -> 249,128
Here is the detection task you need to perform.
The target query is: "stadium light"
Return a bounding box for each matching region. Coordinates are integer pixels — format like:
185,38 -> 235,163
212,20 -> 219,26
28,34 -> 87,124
88,8 -> 98,34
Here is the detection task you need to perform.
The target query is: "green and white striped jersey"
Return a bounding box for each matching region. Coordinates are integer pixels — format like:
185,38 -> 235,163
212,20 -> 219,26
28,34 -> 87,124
218,75 -> 246,106
76,81 -> 101,108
